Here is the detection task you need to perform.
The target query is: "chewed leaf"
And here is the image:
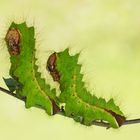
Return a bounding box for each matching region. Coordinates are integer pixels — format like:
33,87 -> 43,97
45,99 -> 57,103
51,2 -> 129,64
3,77 -> 22,92
48,49 -> 126,128
5,22 -> 60,115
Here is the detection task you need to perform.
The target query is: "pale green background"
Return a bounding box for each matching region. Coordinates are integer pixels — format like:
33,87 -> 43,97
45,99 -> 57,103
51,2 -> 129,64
0,0 -> 140,139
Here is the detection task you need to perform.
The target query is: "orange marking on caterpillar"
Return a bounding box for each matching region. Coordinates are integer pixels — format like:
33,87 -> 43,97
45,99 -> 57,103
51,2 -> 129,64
47,53 -> 60,82
5,28 -> 20,55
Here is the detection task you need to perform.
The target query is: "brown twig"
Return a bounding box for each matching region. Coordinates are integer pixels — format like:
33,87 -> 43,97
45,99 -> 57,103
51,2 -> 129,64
92,119 -> 140,128
0,85 -> 140,128
0,86 -> 25,101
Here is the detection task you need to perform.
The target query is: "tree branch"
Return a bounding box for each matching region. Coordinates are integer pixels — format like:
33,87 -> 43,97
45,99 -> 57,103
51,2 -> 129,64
0,86 -> 25,101
0,85 -> 140,128
92,119 -> 140,128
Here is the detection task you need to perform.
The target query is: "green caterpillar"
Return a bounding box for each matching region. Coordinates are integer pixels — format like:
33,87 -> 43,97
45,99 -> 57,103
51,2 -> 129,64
4,22 -> 125,128
5,22 -> 60,115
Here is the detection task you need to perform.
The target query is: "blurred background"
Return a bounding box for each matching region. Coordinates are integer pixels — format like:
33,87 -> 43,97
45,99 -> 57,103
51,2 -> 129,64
0,0 -> 140,139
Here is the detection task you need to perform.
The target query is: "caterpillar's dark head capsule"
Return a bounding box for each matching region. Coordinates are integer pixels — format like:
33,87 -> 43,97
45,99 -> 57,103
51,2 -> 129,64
47,53 -> 56,72
5,28 -> 20,55
47,53 -> 60,81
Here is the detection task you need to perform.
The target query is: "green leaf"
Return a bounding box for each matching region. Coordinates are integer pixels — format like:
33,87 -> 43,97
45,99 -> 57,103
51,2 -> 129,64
54,48 -> 126,128
5,22 -> 60,115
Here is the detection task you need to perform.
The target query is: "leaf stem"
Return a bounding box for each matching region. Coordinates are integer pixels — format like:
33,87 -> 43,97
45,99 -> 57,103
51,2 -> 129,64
0,85 -> 140,128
